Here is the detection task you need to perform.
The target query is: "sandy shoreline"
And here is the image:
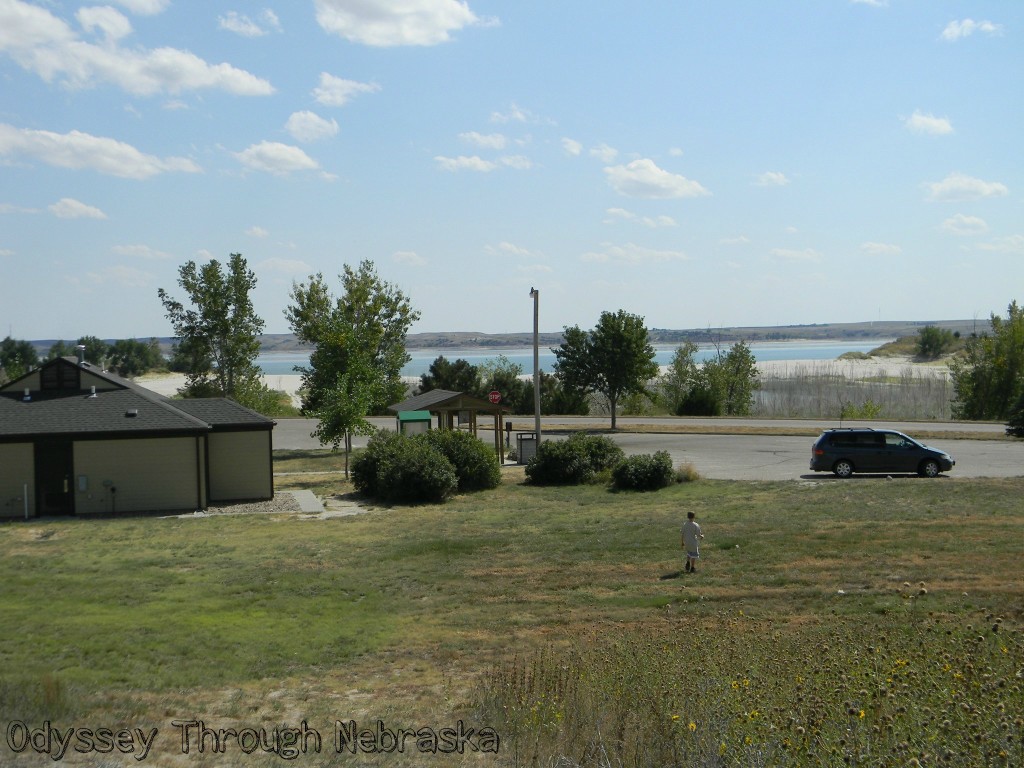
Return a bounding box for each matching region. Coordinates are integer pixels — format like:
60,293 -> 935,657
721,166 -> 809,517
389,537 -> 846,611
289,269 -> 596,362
136,355 -> 947,403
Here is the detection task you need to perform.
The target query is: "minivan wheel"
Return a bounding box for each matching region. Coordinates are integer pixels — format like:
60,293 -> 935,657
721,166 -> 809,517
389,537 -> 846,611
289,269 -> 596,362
833,460 -> 854,478
919,459 -> 941,478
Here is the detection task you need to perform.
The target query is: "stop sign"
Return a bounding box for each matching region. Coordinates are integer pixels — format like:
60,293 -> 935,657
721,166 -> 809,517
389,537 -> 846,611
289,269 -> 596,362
488,390 -> 502,404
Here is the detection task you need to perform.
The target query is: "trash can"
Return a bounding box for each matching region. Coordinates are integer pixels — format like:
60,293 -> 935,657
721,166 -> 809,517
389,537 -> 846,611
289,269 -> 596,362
516,432 -> 538,465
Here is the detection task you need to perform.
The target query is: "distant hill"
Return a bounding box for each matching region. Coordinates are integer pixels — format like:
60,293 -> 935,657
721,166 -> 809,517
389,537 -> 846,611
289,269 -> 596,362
27,319 -> 988,356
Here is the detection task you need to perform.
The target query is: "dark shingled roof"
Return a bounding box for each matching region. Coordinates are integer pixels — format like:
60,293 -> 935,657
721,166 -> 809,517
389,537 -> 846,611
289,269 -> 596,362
388,389 -> 501,413
0,358 -> 273,441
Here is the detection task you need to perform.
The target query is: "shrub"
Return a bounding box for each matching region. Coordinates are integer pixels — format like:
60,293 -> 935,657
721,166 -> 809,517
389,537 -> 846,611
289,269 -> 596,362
420,429 -> 501,491
374,437 -> 458,504
525,433 -> 624,486
612,451 -> 674,491
675,462 -> 701,483
351,430 -> 404,497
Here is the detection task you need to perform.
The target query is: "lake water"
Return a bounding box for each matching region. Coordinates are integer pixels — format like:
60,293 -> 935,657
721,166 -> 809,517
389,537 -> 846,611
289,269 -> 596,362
257,340 -> 890,378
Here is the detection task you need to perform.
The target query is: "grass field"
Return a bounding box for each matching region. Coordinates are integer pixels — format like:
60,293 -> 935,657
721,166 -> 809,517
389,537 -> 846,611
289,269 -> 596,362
1,467 -> 1021,766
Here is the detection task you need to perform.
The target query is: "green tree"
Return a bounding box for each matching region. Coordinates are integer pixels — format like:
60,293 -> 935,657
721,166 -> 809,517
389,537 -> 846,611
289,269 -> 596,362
418,356 -> 479,395
553,310 -> 659,429
45,340 -> 76,361
0,336 -> 38,382
476,355 -> 532,414
286,261 -> 419,473
158,253 -> 268,405
659,341 -> 702,414
108,338 -> 163,377
704,340 -> 760,416
951,301 -> 1024,421
77,335 -> 110,366
917,325 -> 956,359
539,370 -> 589,415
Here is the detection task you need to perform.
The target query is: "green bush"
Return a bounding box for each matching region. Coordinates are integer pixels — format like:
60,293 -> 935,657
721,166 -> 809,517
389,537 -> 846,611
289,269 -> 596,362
611,451 -> 674,491
374,437 -> 458,504
351,430 -> 404,498
525,433 -> 624,486
420,429 -> 501,491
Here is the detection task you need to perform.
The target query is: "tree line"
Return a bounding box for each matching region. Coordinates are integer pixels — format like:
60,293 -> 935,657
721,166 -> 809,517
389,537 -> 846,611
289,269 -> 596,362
4,251 -> 1022,439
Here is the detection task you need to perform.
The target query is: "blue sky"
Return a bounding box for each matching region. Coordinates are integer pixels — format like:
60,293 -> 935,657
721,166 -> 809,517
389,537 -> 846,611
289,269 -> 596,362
1,0 -> 1020,340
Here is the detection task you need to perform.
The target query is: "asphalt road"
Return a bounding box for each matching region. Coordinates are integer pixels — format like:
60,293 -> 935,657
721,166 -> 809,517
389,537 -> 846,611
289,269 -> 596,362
272,417 -> 1021,481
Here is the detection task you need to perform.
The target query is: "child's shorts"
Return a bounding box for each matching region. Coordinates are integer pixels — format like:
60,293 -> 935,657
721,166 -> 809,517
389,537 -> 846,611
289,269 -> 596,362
686,550 -> 700,559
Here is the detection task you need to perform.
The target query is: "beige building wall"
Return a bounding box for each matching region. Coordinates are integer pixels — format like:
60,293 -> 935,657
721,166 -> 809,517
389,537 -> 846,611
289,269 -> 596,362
207,430 -> 272,501
73,437 -> 202,514
0,443 -> 35,518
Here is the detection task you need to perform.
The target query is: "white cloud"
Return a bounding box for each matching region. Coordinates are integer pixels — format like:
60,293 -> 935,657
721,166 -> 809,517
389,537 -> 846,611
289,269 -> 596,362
589,143 -> 618,163
0,203 -> 39,214
393,250 -> 427,267
312,72 -> 380,107
976,235 -> 1024,255
860,241 -> 902,256
233,141 -> 320,175
246,226 -> 270,238
111,243 -> 172,260
903,110 -> 953,135
77,6 -> 132,42
604,159 -> 710,199
941,214 -> 988,236
581,242 -> 689,265
110,0 -> 170,15
561,138 -> 582,156
499,155 -> 532,170
71,264 -> 153,290
851,0 -> 887,6
925,172 -> 1008,202
941,19 -> 1003,41
314,0 -> 485,46
219,9 -> 281,36
770,247 -> 821,262
0,0 -> 274,96
755,171 -> 789,187
434,155 -> 496,172
0,123 -> 201,179
720,235 -> 750,245
459,131 -> 506,150
669,147 -> 684,157
489,102 -> 551,125
484,241 -> 542,259
285,111 -> 339,142
0,248 -> 14,256
49,197 -> 106,219
603,208 -> 677,228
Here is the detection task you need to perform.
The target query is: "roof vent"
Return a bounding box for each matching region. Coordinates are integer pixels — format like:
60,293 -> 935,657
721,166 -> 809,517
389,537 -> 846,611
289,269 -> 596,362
125,408 -> 139,418
88,386 -> 97,399
76,344 -> 87,366
22,388 -> 31,402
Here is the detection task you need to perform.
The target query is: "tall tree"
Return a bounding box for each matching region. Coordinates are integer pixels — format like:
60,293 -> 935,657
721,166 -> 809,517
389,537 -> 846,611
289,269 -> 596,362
476,355 -> 532,414
951,301 -> 1024,421
158,253 -> 266,402
705,340 -> 760,416
108,338 -> 163,377
418,356 -> 480,395
917,326 -> 956,359
659,341 -> 702,414
286,261 -> 419,472
0,336 -> 38,382
553,309 -> 658,429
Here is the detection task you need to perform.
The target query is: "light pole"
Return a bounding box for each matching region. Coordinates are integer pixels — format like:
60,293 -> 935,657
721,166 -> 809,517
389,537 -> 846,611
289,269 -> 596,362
530,287 -> 542,446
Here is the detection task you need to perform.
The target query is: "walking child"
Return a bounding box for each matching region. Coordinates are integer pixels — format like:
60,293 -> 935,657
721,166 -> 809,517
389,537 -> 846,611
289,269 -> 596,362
681,511 -> 704,573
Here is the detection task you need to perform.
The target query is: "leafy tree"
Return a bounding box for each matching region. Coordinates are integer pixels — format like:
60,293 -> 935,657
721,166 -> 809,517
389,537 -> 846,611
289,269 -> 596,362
0,336 -> 38,382
158,253 -> 267,406
108,338 -> 163,377
553,310 -> 659,429
659,341 -> 702,414
917,325 -> 956,359
1006,390 -> 1024,437
951,301 -> 1024,421
286,261 -> 419,473
77,335 -> 110,366
704,340 -> 760,416
46,340 -> 76,361
476,355 -> 532,413
539,370 -> 589,415
418,356 -> 479,394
